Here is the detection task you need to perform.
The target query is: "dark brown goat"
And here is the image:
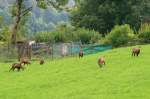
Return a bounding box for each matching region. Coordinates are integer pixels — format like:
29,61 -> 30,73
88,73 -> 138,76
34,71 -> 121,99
9,63 -> 24,72
132,48 -> 140,56
98,57 -> 105,68
40,59 -> 44,65
79,50 -> 84,58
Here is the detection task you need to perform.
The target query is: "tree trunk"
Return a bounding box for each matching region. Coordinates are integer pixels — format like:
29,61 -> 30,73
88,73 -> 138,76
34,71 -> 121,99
11,0 -> 22,45
11,17 -> 21,44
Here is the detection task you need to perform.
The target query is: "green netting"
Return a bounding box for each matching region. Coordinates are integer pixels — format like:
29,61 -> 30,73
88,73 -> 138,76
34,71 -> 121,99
82,44 -> 112,55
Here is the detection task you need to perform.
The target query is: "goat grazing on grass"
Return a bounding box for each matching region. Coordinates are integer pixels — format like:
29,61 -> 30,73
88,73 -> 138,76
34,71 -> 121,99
79,50 -> 84,58
98,57 -> 105,68
40,59 -> 44,65
9,63 -> 24,72
132,47 -> 140,56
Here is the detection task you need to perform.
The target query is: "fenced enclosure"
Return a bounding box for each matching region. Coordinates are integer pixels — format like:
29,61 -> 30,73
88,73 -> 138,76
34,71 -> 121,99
31,42 -> 112,59
0,42 -> 112,62
31,42 -> 81,59
0,45 -> 18,62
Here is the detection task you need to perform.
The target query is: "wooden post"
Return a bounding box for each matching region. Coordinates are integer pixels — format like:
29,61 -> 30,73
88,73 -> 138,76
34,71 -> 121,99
17,41 -> 32,61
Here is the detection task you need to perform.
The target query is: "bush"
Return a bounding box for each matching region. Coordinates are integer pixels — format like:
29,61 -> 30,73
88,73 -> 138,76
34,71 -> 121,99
138,23 -> 150,43
99,38 -> 110,45
73,28 -> 101,44
35,32 -> 54,43
105,24 -> 134,47
35,26 -> 101,44
54,31 -> 68,42
53,24 -> 74,42
0,27 -> 11,42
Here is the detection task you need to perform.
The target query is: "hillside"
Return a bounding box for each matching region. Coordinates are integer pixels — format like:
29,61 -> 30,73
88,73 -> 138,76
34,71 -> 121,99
0,44 -> 150,99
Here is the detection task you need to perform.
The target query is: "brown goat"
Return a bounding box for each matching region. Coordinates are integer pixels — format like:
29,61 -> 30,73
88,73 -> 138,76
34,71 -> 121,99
98,57 -> 105,68
132,48 -> 140,56
9,63 -> 24,72
79,50 -> 84,58
20,58 -> 31,65
40,59 -> 44,65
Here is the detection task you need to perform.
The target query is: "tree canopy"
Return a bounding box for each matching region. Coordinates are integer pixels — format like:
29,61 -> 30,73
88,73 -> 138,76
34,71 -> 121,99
71,0 -> 150,36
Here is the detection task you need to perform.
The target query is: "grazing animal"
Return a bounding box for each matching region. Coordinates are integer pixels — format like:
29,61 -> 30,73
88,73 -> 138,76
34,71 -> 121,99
9,63 -> 24,72
132,47 -> 140,56
98,57 -> 105,68
79,50 -> 84,58
40,59 -> 44,65
20,58 -> 31,65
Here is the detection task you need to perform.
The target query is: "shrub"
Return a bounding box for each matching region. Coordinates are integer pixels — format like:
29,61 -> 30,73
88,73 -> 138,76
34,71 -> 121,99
35,27 -> 101,44
35,32 -> 54,43
138,23 -> 150,43
99,38 -> 110,45
90,30 -> 101,43
0,27 -> 11,42
73,28 -> 101,44
53,24 -> 74,42
54,31 -> 68,42
105,24 -> 134,47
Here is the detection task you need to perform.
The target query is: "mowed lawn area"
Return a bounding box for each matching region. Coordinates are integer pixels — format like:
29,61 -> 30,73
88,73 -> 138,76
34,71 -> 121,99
0,45 -> 150,99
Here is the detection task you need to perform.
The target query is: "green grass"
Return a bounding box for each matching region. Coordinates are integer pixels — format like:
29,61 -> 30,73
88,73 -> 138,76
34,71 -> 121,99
0,44 -> 150,99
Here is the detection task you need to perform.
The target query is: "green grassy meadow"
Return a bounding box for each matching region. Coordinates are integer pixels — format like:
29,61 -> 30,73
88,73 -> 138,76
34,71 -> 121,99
0,45 -> 150,99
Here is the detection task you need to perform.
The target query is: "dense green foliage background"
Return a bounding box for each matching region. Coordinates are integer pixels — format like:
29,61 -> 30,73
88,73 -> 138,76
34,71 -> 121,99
71,0 -> 150,36
35,24 -> 101,44
0,0 -> 150,46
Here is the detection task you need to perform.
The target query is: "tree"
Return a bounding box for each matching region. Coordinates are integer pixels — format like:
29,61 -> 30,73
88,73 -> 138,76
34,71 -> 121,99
10,0 -> 70,45
71,0 -> 150,36
11,0 -> 32,44
0,16 -> 3,28
0,16 -> 4,40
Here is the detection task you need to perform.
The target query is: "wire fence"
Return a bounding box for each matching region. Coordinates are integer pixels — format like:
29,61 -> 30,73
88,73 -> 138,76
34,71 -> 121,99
0,42 -> 112,62
0,45 -> 18,62
31,42 -> 81,59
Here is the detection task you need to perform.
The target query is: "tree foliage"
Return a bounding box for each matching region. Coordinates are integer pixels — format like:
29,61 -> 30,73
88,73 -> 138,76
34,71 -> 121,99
0,27 -> 11,43
71,0 -> 150,36
105,24 -> 134,47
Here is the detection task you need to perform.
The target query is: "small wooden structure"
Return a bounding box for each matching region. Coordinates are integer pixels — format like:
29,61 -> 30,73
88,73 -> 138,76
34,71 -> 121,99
17,40 -> 32,61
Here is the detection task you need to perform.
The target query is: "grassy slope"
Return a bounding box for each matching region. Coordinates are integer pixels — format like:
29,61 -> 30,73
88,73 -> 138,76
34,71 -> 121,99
0,45 -> 150,99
